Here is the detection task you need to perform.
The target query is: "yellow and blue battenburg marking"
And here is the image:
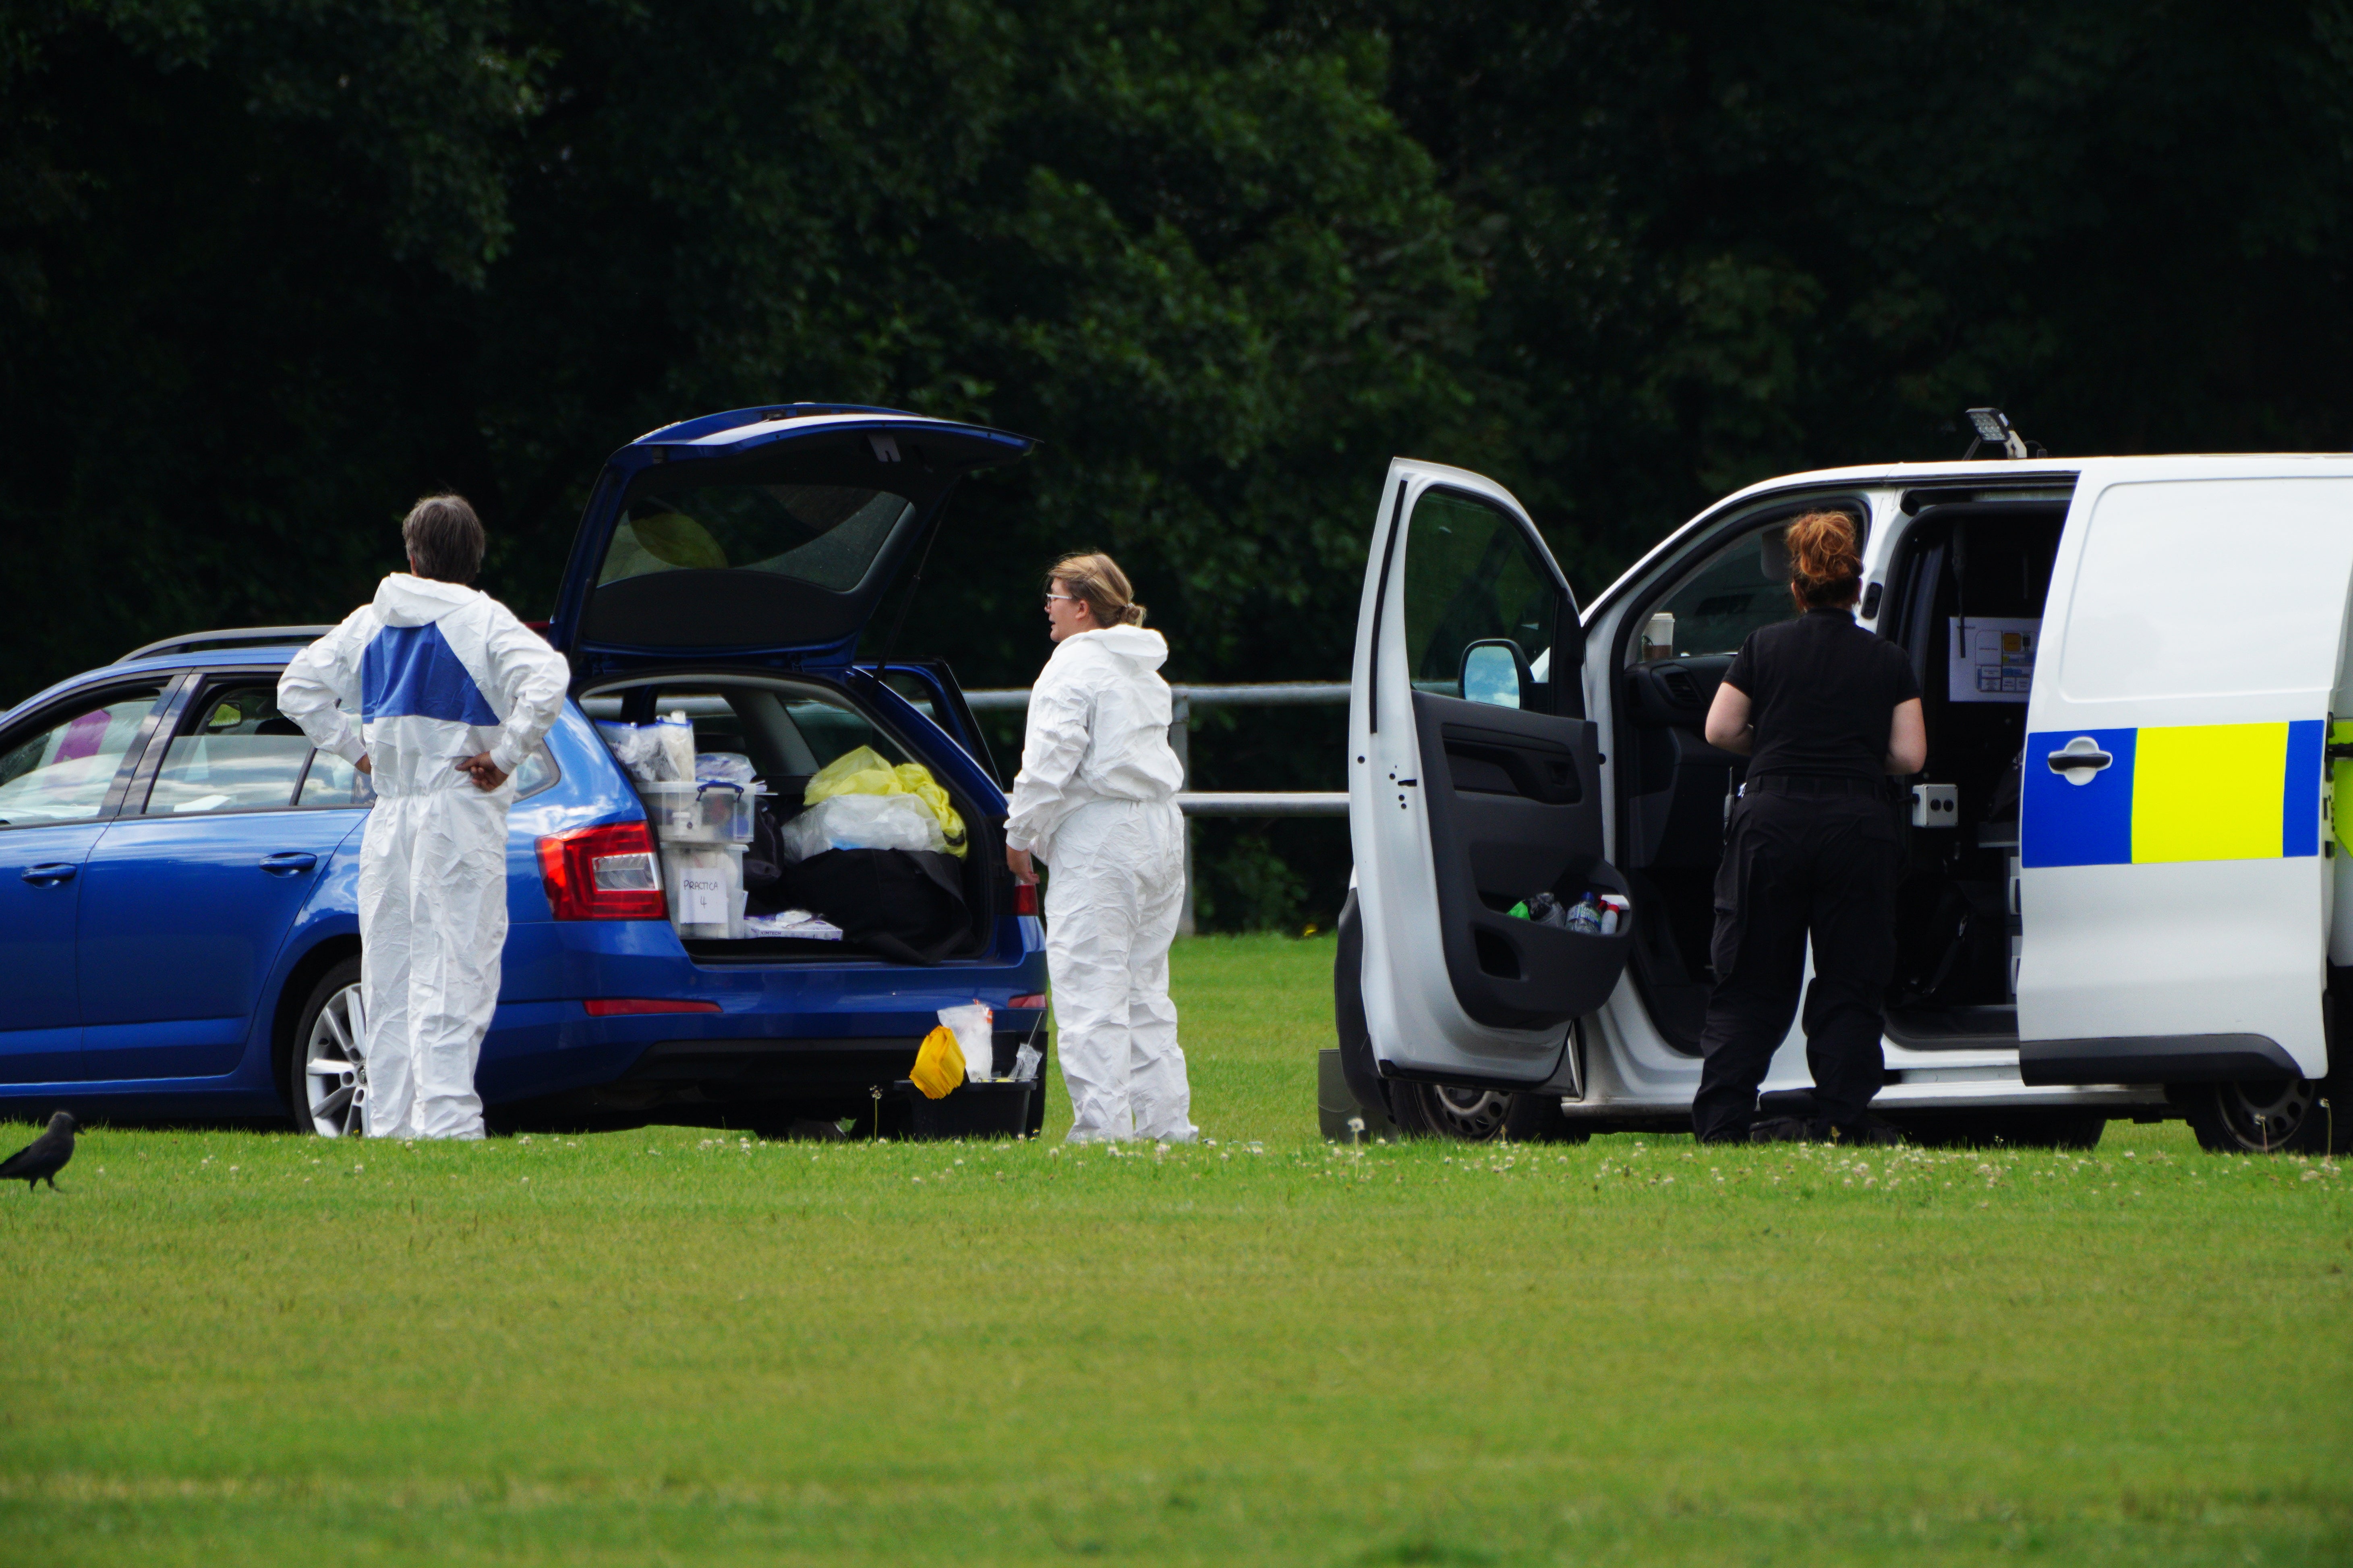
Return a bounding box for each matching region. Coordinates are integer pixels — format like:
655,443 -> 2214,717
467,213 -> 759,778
2021,721 -> 2324,868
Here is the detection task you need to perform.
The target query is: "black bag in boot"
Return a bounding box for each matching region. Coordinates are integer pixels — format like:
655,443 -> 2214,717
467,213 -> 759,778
775,848 -> 970,965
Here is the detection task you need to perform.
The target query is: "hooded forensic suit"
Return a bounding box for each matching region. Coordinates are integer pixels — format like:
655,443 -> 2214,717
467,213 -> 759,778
1004,625 -> 1196,1142
278,575 -> 570,1139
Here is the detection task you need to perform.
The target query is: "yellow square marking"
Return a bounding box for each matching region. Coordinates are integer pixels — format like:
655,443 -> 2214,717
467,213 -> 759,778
2132,723 -> 2286,863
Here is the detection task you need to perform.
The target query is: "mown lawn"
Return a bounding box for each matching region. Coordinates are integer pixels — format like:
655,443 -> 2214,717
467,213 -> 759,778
1,934 -> 2347,1565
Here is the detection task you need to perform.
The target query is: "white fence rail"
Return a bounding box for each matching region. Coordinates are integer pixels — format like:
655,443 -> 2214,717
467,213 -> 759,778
965,681 -> 1350,931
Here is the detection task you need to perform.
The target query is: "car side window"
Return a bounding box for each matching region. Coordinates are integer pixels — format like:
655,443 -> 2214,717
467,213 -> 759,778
0,685 -> 168,826
144,683 -> 313,815
511,745 -> 559,799
1401,490 -> 1565,702
295,747 -> 374,809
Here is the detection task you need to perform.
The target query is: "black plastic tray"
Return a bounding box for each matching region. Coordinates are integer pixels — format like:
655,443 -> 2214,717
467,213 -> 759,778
893,1079 -> 1035,1140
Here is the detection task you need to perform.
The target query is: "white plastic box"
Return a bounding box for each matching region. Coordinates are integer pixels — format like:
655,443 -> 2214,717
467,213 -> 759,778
661,842 -> 747,939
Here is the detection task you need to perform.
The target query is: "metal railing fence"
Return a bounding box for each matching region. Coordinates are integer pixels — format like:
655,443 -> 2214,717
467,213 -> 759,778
965,681 -> 1350,932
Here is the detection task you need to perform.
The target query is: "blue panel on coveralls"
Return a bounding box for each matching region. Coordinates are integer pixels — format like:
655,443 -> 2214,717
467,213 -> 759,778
362,622 -> 499,725
2020,726 -> 2136,869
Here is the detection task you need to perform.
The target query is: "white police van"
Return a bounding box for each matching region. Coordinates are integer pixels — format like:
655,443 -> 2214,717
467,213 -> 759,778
1330,420 -> 2353,1154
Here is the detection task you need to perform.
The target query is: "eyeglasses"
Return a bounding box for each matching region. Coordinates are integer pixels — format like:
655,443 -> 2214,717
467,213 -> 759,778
1043,593 -> 1081,607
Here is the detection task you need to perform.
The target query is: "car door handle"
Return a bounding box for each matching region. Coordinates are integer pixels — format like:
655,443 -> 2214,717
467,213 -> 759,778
20,863 -> 77,887
2046,737 -> 2114,784
259,852 -> 319,875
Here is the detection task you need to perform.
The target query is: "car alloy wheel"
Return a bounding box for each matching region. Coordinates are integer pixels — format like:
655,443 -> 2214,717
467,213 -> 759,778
302,981 -> 370,1138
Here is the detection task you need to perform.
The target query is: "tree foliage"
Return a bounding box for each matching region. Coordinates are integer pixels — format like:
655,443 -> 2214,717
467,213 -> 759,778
6,1 -> 2351,924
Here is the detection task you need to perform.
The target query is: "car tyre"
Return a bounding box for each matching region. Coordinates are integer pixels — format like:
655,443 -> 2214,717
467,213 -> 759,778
289,958 -> 369,1138
2177,1076 -> 2347,1155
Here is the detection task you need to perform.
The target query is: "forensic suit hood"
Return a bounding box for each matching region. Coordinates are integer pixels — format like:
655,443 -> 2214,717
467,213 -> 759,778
278,575 -> 570,1139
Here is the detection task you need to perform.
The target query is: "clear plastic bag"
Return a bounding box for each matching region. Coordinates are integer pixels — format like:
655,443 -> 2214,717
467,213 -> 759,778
937,1001 -> 993,1082
777,792 -> 945,861
594,721 -> 669,784
696,752 -> 756,787
655,712 -> 696,784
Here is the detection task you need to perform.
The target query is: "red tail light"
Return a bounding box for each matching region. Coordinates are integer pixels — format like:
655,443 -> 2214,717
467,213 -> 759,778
584,998 -> 721,1017
1012,881 -> 1039,916
538,820 -> 667,921
1009,993 -> 1048,1010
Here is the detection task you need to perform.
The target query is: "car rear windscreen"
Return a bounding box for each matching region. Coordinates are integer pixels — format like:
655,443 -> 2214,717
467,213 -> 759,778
596,484 -> 918,594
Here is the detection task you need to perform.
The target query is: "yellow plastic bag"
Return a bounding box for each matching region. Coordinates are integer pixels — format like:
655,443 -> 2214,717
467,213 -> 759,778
804,745 -> 968,858
908,1023 -> 966,1099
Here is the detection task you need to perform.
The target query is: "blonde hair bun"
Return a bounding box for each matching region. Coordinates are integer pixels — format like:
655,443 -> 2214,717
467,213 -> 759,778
1048,551 -> 1146,628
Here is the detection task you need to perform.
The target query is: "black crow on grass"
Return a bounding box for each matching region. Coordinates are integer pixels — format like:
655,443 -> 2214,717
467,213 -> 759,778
0,1112 -> 76,1191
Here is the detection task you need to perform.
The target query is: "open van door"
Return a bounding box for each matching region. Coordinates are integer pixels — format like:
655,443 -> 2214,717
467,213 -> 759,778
2018,468 -> 2353,1084
1348,459 -> 1633,1088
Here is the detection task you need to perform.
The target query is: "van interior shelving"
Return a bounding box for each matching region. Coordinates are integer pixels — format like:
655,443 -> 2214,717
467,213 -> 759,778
1611,486 -> 2070,1056
579,672 -> 1000,962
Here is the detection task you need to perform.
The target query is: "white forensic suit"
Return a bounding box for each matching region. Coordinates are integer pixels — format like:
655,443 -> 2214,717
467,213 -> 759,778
1004,625 -> 1196,1142
279,575 -> 570,1139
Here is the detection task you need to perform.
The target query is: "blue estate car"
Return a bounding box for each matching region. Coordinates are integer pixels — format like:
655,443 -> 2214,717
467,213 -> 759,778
0,404 -> 1049,1136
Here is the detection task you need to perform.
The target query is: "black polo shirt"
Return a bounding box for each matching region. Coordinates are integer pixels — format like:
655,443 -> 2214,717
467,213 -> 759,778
1721,608 -> 1919,783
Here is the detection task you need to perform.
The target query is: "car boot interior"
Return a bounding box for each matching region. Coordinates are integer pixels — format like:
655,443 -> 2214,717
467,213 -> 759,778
1611,492 -> 2065,1054
580,672 -> 999,963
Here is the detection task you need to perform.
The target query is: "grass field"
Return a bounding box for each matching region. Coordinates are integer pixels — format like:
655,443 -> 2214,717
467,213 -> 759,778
2,934 -> 2347,1565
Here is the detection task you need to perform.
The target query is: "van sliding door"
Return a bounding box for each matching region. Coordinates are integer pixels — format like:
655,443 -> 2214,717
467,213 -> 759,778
2018,469 -> 2353,1084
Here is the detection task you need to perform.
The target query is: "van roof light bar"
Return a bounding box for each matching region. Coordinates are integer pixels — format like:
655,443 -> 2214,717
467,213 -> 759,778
1963,407 -> 2034,461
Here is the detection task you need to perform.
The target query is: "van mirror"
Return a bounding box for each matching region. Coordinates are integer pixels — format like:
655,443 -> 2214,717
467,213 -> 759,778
1460,640 -> 1529,710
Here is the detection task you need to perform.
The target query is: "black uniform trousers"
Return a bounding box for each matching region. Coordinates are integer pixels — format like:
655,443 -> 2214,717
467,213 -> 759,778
1690,778 -> 1900,1143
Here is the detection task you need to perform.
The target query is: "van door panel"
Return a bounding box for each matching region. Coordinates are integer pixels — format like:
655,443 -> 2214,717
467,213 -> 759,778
2019,472 -> 2353,1080
1350,461 -> 1630,1085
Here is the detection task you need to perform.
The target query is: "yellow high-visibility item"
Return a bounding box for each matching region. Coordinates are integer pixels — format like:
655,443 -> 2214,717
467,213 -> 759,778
909,1023 -> 966,1099
804,745 -> 968,858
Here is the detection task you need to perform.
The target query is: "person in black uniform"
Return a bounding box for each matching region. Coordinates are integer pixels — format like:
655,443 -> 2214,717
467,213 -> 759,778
1692,511 -> 1926,1144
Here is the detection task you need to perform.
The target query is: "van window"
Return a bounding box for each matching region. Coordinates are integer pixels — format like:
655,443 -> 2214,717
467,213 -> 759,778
1633,525 -> 1801,662
1402,491 -> 1563,697
597,485 -> 917,593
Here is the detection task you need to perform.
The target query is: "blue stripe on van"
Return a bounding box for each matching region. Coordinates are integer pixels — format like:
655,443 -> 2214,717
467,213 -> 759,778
2020,727 -> 2136,869
2283,718 -> 2324,858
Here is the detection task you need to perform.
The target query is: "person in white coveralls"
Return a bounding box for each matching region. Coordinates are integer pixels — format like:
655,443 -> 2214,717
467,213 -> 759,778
1004,552 -> 1197,1143
278,496 -> 571,1140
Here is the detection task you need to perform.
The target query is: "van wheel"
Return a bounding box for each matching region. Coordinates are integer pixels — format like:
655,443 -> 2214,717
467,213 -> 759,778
2177,1076 -> 2347,1154
289,958 -> 368,1138
1388,1081 -> 1510,1140
1388,1082 -> 1583,1142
